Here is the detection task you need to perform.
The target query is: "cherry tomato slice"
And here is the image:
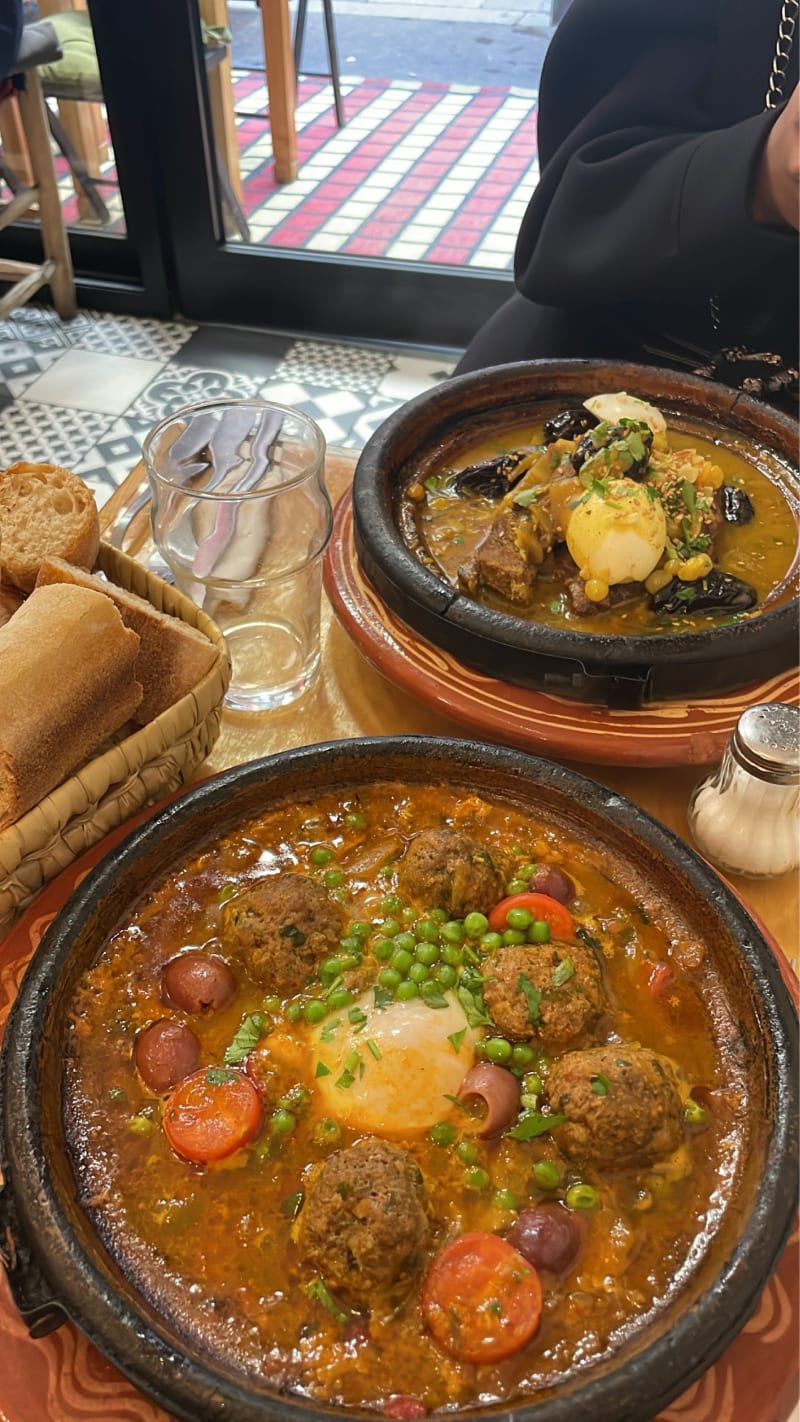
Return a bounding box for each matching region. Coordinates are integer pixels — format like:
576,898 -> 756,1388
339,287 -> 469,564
487,893 -> 574,939
422,1231 -> 542,1364
163,1067 -> 262,1163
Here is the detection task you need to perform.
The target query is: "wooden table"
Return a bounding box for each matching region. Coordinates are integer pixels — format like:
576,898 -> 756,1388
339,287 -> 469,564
100,450 -> 799,965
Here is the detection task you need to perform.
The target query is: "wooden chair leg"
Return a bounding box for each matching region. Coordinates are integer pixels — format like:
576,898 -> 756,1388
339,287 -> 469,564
16,71 -> 76,319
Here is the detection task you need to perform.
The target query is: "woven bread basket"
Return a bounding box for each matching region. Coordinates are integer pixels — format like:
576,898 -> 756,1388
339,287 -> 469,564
0,542 -> 231,934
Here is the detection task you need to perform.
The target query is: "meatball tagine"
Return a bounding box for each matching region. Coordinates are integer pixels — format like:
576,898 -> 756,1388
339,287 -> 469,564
64,781 -> 750,1413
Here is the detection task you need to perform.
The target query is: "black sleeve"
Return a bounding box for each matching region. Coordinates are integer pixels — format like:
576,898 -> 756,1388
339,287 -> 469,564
515,0 -> 795,310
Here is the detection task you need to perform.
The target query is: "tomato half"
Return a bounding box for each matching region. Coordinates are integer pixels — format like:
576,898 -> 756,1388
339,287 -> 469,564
422,1232 -> 542,1364
487,893 -> 574,939
163,1067 -> 262,1163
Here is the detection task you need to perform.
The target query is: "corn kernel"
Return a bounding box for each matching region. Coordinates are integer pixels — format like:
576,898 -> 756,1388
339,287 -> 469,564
407,482 -> 426,502
696,461 -> 724,489
645,568 -> 674,594
584,578 -> 609,603
679,554 -> 713,581
663,558 -> 682,576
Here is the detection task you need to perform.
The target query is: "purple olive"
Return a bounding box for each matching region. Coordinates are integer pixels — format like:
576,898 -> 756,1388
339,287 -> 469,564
506,1204 -> 583,1274
134,1020 -> 200,1093
161,951 -> 236,1015
530,865 -> 574,905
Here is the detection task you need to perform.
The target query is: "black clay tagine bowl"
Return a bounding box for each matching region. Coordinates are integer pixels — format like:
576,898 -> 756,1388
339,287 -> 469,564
352,361 -> 800,708
0,738 -> 797,1422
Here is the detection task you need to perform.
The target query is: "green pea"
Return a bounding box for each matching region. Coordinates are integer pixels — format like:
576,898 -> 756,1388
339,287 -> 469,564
373,937 -> 394,961
684,1099 -> 710,1127
401,906 -> 416,923
378,968 -> 402,990
393,931 -> 417,954
285,1002 -> 303,1023
493,1189 -> 519,1211
532,1160 -> 561,1191
313,1118 -> 341,1146
463,912 -> 489,939
381,917 -> 402,938
391,948 -> 414,976
522,1071 -> 544,1098
506,906 -> 533,930
321,955 -> 345,979
517,863 -> 537,881
396,980 -> 419,1001
436,964 -> 457,989
485,1037 -> 513,1065
324,869 -> 344,889
350,921 -> 371,941
456,1140 -> 479,1165
415,941 -> 439,967
502,928 -> 527,946
464,1167 -> 490,1191
511,1043 -> 535,1068
263,995 -> 282,1013
528,920 -> 551,944
566,1182 -> 599,1210
382,895 -> 403,914
311,847 -> 333,866
430,908 -> 448,922
304,999 -> 327,1025
127,1115 -> 153,1134
270,1109 -> 296,1135
506,879 -> 527,894
344,812 -> 366,829
430,1121 -> 457,1147
415,918 -> 440,943
327,988 -> 354,1010
441,920 -> 465,944
440,944 -> 463,967
409,962 -> 430,984
478,931 -> 503,953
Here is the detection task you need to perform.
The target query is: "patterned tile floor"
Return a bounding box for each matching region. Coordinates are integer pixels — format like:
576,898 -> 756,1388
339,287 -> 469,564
0,306 -> 460,503
52,72 -> 538,271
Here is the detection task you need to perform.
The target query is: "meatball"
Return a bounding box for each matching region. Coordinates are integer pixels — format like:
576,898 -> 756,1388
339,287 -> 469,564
223,873 -> 343,994
297,1139 -> 430,1304
483,941 -> 603,1045
398,829 -> 505,917
546,1045 -> 684,1171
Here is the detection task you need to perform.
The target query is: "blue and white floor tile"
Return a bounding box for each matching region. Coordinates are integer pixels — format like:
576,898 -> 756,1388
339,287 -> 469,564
0,306 -> 460,503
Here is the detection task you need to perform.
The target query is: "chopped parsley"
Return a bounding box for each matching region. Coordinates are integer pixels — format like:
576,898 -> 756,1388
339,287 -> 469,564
306,1277 -> 347,1324
517,973 -> 542,1025
507,1110 -> 568,1141
374,984 -> 394,1009
224,1012 -> 269,1064
448,1028 -> 468,1055
281,1191 -> 304,1220
591,1073 -> 611,1096
551,957 -> 575,988
315,1061 -> 332,1078
204,1068 -> 238,1087
279,922 -> 307,947
456,967 -> 491,1027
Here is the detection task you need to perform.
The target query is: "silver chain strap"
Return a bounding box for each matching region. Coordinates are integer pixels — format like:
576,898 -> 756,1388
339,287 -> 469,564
765,0 -> 798,108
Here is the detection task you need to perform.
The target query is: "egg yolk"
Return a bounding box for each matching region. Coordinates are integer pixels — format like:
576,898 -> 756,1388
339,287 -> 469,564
310,992 -> 479,1135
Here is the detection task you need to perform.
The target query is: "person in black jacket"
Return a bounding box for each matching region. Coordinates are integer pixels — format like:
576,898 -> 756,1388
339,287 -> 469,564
0,0 -> 22,78
456,0 -> 799,391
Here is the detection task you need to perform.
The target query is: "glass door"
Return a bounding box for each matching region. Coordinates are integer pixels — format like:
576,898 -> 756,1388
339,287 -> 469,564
129,0 -> 554,346
1,0 -> 171,315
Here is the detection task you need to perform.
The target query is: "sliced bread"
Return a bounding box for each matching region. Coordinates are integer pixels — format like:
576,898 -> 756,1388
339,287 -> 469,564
0,461 -> 100,592
35,556 -> 222,724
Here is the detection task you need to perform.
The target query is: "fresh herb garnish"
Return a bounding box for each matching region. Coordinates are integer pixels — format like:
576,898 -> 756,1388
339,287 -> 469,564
374,984 -> 394,1010
366,1038 -> 382,1061
320,1017 -> 342,1043
279,922 -> 307,947
422,987 -> 449,1009
281,1191 -> 305,1220
507,1110 -> 568,1141
448,1028 -> 468,1055
443,1092 -> 470,1113
205,1067 -> 238,1087
517,973 -> 542,1025
512,485 -> 544,508
551,957 -> 575,988
315,1061 -> 332,1078
348,1006 -> 369,1030
224,1012 -> 269,1064
591,1073 -> 611,1096
681,479 -> 697,517
335,1070 -> 355,1090
306,1276 -> 347,1324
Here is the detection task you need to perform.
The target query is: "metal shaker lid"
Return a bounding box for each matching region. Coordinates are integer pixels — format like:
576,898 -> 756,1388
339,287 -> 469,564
732,703 -> 800,785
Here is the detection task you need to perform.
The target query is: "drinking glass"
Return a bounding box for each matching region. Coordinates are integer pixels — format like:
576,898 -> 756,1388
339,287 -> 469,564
143,398 -> 332,712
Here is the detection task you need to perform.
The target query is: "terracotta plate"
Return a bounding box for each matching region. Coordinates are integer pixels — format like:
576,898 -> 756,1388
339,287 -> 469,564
325,489 -> 800,769
0,820 -> 797,1422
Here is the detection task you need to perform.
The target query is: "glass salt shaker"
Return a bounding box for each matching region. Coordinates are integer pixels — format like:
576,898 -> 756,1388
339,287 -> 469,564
688,703 -> 800,879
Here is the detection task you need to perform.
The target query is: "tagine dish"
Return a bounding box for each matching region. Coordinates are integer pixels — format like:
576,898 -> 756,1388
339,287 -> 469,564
65,778 -> 754,1413
398,391 -> 798,636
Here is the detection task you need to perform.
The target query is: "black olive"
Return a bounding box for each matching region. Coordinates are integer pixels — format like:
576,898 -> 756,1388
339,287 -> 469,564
570,422 -> 653,480
650,570 -> 758,616
453,450 -> 531,499
543,407 -> 599,444
721,485 -> 755,524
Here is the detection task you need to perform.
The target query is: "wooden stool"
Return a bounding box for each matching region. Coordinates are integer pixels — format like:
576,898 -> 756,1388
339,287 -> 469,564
0,21 -> 76,320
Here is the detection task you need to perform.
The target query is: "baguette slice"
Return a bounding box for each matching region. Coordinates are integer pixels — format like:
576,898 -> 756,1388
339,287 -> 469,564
0,584 -> 142,831
35,556 -> 222,724
0,462 -> 100,592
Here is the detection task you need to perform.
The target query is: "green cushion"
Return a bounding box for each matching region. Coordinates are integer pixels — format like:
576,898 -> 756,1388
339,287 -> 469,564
38,11 -> 101,101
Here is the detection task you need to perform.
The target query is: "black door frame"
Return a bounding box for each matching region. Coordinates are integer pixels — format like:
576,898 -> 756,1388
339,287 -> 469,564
1,0 -> 174,317
141,0 -> 511,348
